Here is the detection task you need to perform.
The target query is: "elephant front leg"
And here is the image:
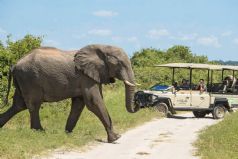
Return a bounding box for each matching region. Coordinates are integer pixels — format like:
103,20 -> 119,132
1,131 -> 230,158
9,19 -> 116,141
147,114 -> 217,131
65,97 -> 85,132
81,76 -> 120,143
86,98 -> 121,143
82,83 -> 120,143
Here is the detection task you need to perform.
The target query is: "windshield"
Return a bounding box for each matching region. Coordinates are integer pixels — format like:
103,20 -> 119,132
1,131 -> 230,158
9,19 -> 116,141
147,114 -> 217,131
150,84 -> 171,91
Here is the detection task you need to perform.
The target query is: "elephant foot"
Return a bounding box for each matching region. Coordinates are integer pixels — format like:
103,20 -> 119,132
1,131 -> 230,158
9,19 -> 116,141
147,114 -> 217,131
0,120 -> 4,128
108,133 -> 121,143
65,130 -> 73,133
31,126 -> 44,131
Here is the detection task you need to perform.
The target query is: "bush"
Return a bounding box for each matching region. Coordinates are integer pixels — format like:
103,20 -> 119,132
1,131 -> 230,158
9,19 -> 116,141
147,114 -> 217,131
195,111 -> 238,159
131,45 -> 212,89
0,34 -> 42,105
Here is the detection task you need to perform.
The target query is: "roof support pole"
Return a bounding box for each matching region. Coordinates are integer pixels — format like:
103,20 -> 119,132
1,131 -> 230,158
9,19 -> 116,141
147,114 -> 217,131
189,68 -> 192,90
233,70 -> 235,80
172,68 -> 175,84
207,69 -> 210,91
211,70 -> 213,88
222,69 -> 224,80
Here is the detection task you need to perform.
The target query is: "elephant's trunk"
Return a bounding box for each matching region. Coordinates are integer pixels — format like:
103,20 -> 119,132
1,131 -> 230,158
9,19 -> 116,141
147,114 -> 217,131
124,81 -> 140,113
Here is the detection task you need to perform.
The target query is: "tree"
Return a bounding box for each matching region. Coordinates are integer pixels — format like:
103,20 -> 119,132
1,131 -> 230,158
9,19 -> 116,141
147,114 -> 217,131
131,48 -> 166,67
131,45 -> 212,89
166,45 -> 193,62
6,34 -> 42,64
0,34 -> 42,105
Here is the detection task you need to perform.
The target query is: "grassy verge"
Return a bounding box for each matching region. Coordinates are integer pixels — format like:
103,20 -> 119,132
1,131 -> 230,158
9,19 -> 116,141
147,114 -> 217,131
0,85 -> 159,159
195,111 -> 238,159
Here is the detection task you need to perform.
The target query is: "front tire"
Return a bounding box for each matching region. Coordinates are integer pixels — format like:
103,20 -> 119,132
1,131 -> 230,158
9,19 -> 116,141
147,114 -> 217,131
193,111 -> 206,118
154,102 -> 168,117
213,105 -> 226,119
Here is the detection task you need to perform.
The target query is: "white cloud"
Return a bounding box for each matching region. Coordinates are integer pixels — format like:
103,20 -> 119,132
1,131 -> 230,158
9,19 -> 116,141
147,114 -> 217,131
127,36 -> 138,42
233,38 -> 238,45
92,10 -> 118,17
197,36 -> 221,48
111,36 -> 139,44
147,29 -> 170,39
111,36 -> 123,42
43,39 -> 60,46
174,33 -> 198,41
88,29 -> 112,36
72,34 -> 87,40
221,31 -> 232,37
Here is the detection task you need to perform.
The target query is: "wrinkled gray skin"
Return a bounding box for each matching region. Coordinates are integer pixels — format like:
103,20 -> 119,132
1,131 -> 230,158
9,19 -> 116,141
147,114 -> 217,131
0,44 -> 139,143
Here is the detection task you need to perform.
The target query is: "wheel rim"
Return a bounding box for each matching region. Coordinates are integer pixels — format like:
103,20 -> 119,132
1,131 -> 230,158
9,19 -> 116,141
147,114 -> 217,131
154,104 -> 168,115
216,107 -> 225,118
157,105 -> 166,113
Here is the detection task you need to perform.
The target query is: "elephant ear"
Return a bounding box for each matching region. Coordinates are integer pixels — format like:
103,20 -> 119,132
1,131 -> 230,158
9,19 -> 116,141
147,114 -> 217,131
74,47 -> 110,84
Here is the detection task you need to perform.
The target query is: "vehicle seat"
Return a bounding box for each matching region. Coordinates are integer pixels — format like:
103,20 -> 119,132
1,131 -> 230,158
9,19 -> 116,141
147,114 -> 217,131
224,76 -> 237,93
232,78 -> 238,93
227,80 -> 236,93
219,80 -> 228,93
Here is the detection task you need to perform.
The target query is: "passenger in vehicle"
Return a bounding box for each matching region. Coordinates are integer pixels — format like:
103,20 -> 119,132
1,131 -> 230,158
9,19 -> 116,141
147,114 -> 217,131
235,77 -> 238,93
224,75 -> 237,93
220,80 -> 228,93
172,81 -> 179,92
180,79 -> 190,90
196,79 -> 207,92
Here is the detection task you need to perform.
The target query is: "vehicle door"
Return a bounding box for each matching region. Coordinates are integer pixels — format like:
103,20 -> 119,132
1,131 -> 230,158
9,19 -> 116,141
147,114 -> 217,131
173,90 -> 191,107
190,91 -> 210,108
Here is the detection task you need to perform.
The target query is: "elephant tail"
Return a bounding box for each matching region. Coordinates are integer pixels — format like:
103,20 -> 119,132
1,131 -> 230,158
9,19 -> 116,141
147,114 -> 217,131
4,65 -> 13,105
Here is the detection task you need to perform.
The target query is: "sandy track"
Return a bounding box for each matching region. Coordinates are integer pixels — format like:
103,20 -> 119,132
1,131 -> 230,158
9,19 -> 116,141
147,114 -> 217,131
41,113 -> 219,159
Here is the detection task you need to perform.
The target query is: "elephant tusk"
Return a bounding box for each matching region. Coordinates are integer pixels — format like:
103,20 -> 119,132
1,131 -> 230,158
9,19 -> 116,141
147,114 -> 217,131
124,80 -> 136,87
135,83 -> 141,86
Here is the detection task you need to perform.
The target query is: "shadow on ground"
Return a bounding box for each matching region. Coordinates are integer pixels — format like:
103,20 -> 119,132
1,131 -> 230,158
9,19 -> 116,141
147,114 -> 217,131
168,115 -> 214,120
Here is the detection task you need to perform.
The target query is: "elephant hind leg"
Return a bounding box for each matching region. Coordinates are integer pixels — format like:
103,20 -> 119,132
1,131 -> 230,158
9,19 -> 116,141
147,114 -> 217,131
0,89 -> 26,128
65,96 -> 85,133
26,101 -> 43,130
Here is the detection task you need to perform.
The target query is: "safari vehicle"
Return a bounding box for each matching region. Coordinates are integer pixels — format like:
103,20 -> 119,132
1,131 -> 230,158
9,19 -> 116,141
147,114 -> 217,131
134,63 -> 238,119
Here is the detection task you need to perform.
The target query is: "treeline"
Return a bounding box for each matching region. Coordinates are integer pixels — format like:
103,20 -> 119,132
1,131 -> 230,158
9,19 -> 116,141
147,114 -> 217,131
214,60 -> 238,66
130,46 -> 235,89
131,46 -> 209,67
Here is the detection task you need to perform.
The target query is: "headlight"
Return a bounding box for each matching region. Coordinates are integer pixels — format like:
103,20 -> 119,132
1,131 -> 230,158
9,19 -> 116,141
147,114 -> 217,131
148,95 -> 158,103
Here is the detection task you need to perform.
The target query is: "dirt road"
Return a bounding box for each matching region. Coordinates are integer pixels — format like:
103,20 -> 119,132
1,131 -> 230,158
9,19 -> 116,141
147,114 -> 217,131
42,113 -> 219,159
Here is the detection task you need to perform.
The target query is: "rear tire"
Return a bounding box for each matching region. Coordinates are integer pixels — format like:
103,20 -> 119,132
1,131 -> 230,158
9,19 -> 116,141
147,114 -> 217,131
213,105 -> 226,119
193,111 -> 206,118
154,102 -> 168,117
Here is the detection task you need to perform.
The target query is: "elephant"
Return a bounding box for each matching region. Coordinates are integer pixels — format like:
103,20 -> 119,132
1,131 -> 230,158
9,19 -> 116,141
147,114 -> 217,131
0,44 -> 140,143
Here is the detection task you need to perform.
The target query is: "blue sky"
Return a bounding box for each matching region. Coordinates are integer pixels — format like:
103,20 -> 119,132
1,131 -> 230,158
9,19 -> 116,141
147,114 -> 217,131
0,0 -> 238,60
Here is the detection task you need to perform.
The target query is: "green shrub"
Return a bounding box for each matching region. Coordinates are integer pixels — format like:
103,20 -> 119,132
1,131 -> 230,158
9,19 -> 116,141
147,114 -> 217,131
195,111 -> 238,159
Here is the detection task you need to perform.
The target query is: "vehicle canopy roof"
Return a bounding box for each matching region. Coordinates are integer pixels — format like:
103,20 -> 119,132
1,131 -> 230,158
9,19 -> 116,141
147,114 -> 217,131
154,63 -> 238,71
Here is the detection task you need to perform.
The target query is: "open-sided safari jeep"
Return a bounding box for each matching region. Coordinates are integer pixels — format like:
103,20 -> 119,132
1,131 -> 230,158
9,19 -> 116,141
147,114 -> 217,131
134,63 -> 238,119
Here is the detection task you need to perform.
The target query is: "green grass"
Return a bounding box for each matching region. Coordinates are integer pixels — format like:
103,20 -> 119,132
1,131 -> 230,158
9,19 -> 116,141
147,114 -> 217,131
0,85 -> 159,159
195,111 -> 238,159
